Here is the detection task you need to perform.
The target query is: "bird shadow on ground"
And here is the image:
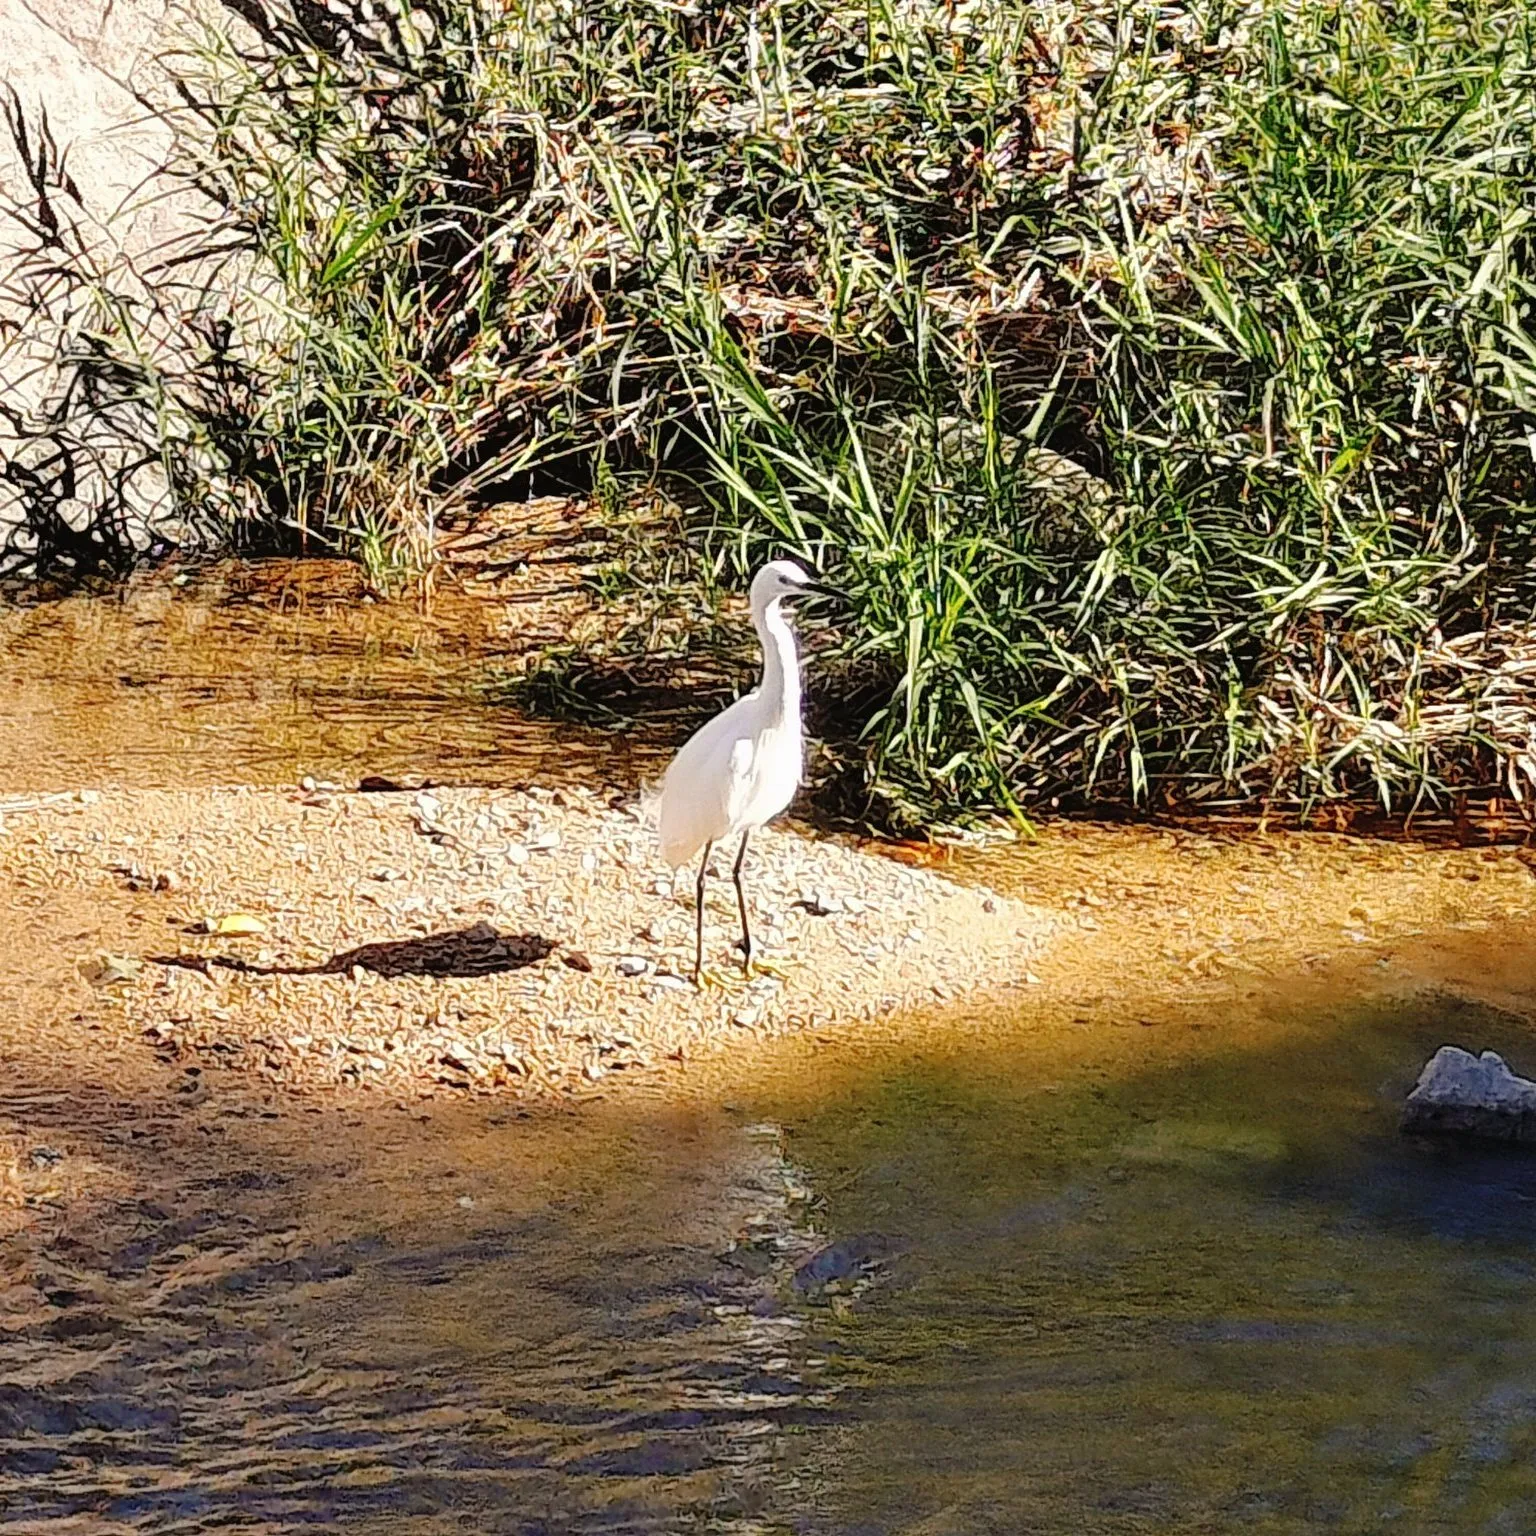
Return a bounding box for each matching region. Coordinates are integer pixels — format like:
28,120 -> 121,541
151,921 -> 557,981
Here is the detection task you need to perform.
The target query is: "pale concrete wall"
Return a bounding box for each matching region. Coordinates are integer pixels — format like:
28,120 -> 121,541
0,0 -> 213,561
0,0 -> 179,227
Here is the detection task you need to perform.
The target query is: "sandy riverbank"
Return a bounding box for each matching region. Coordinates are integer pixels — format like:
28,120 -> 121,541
6,762 -> 1536,1262
7,550 -> 1536,1250
0,782 -> 1051,1101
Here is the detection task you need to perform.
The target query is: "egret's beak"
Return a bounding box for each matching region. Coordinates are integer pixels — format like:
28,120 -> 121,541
800,578 -> 848,604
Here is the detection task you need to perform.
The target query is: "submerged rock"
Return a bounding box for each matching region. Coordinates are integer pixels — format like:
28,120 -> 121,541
1401,1046 -> 1536,1142
791,1232 -> 906,1295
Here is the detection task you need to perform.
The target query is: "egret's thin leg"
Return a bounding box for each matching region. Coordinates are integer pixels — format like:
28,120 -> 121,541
694,840 -> 713,987
732,830 -> 752,975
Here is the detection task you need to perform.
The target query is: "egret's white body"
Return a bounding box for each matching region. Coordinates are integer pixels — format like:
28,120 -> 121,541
656,560 -> 821,981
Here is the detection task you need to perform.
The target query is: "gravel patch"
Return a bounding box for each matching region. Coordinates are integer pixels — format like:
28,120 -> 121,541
0,784 -> 1052,1101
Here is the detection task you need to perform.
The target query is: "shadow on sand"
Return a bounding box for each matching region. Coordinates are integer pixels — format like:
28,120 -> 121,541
152,920 -> 557,980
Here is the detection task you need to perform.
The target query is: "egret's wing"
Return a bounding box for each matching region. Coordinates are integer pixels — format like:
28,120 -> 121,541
656,693 -> 759,868
723,735 -> 755,827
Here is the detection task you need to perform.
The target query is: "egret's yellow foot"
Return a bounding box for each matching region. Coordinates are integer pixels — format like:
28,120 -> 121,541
695,966 -> 731,991
748,957 -> 791,980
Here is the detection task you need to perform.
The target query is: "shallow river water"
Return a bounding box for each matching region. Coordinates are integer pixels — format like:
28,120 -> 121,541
4,568 -> 1536,1533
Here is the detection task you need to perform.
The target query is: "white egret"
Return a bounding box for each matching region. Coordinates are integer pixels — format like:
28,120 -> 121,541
657,558 -> 837,985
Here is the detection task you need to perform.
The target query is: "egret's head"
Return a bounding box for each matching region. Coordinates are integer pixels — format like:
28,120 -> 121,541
749,559 -> 842,618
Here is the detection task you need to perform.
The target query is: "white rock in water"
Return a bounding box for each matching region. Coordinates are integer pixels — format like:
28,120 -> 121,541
1401,1045 -> 1536,1141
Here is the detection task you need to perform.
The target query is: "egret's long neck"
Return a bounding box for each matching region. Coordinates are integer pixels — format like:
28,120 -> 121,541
756,599 -> 801,727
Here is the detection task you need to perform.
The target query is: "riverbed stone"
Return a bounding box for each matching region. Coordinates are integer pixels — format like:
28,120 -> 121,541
1401,1045 -> 1536,1142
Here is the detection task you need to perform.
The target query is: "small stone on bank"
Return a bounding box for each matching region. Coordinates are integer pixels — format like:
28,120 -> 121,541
82,953 -> 142,986
357,774 -> 406,793
616,955 -> 648,977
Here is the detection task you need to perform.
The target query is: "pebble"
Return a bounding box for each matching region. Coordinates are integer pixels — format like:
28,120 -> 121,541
616,955 -> 649,977
85,953 -> 142,986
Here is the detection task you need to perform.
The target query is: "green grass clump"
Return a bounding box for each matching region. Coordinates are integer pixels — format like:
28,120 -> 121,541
667,0 -> 1536,825
3,0 -> 1536,825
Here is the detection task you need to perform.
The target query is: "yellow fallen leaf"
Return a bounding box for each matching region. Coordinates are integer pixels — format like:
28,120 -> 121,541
210,913 -> 267,936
